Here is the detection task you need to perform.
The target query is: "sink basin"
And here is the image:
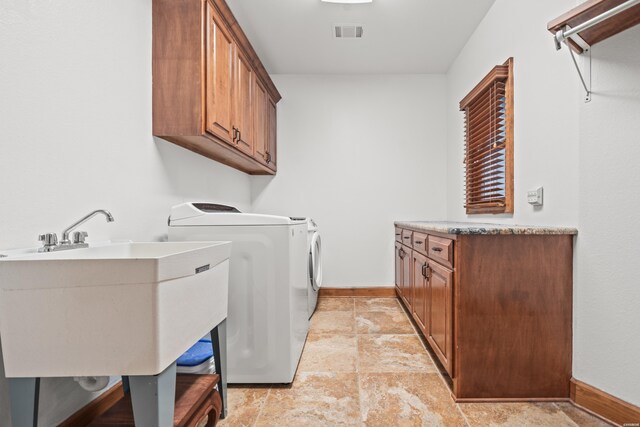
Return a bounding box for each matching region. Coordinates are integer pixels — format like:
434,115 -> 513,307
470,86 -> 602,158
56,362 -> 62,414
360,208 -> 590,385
0,241 -> 231,378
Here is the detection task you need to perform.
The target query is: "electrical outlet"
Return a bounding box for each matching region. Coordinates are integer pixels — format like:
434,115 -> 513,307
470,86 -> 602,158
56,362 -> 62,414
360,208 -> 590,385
527,187 -> 543,206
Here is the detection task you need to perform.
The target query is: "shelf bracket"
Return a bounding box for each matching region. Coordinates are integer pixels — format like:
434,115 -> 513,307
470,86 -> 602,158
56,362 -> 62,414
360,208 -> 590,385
556,27 -> 592,103
568,43 -> 592,103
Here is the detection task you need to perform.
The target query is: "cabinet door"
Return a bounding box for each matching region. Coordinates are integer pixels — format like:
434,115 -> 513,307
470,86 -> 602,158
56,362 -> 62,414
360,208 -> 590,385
401,246 -> 413,310
205,3 -> 234,145
253,77 -> 268,165
428,261 -> 453,374
395,243 -> 403,294
266,97 -> 277,169
412,251 -> 429,334
234,48 -> 254,156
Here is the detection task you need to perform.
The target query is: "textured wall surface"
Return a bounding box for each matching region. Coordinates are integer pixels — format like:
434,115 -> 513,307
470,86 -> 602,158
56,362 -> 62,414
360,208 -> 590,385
574,25 -> 640,406
251,74 -> 448,287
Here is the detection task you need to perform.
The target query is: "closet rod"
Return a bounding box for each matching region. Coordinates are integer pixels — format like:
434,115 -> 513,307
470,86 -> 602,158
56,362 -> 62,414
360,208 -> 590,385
555,0 -> 640,48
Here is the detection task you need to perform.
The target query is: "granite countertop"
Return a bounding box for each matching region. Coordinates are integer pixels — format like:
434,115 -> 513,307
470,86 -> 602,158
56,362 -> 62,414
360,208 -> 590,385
394,221 -> 578,235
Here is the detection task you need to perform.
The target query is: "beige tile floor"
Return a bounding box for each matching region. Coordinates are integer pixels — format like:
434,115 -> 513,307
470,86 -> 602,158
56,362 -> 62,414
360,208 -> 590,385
219,297 -> 609,427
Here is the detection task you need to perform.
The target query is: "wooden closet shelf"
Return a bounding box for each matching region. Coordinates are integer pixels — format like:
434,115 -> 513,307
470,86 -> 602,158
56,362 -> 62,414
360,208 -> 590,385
548,0 -> 640,53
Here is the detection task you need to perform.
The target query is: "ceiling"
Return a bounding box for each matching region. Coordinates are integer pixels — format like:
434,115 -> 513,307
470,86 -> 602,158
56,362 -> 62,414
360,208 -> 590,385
225,0 -> 496,74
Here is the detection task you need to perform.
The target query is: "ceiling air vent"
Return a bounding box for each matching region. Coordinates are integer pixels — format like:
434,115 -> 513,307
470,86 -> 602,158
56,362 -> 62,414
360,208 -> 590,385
333,24 -> 364,38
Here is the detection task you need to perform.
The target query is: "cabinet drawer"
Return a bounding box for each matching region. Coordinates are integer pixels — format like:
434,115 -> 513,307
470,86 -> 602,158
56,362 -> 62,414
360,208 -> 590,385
412,232 -> 428,253
401,229 -> 413,245
428,235 -> 454,268
395,227 -> 402,242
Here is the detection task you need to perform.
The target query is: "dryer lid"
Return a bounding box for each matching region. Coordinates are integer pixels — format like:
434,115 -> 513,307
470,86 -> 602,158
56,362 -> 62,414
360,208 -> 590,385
169,203 -> 307,226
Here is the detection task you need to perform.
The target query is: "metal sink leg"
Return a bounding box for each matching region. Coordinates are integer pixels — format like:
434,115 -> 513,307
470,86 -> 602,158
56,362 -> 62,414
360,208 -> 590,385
211,319 -> 227,419
129,362 -> 177,427
8,377 -> 39,427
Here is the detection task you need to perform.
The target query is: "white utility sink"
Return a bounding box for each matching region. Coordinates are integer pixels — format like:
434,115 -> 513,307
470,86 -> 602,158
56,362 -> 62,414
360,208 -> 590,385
0,241 -> 231,378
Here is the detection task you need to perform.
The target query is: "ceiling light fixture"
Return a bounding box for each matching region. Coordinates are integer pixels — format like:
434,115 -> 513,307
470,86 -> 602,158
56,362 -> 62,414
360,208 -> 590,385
321,0 -> 372,4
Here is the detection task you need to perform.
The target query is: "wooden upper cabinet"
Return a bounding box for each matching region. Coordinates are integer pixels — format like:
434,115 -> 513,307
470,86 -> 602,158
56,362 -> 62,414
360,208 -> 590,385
234,48 -> 254,156
205,3 -> 234,145
253,77 -> 268,165
266,97 -> 277,169
252,77 -> 277,170
152,0 -> 281,175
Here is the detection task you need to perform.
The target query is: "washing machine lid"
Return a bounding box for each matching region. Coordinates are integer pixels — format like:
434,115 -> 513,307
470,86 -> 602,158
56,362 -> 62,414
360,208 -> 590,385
169,203 -> 307,226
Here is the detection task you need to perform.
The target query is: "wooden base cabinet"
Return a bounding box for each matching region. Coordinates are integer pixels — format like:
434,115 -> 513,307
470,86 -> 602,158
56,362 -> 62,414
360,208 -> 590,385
153,0 -> 280,175
394,226 -> 574,401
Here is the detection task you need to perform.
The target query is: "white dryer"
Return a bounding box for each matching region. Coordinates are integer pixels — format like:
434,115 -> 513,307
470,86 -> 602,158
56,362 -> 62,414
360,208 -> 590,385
307,219 -> 322,318
168,203 -> 309,384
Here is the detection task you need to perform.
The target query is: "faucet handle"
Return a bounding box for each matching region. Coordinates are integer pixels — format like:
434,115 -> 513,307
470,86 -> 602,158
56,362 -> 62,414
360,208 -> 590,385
73,231 -> 88,244
38,233 -> 58,247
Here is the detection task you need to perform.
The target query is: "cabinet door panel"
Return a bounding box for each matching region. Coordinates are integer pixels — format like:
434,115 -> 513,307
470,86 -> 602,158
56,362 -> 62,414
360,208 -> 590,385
412,251 -> 429,334
234,48 -> 253,155
266,97 -> 277,169
253,77 -> 268,165
428,261 -> 453,374
401,246 -> 413,309
205,4 -> 234,144
395,243 -> 403,293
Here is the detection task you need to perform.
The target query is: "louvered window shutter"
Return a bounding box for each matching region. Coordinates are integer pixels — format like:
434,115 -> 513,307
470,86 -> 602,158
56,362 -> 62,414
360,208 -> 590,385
459,59 -> 514,215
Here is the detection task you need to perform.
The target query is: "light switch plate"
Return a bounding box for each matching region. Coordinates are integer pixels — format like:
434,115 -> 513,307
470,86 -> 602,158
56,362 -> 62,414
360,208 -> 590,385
527,187 -> 543,206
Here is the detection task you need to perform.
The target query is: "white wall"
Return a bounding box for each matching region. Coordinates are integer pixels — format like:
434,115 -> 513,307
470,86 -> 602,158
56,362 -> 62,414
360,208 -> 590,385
445,0 -> 580,226
574,25 -> 640,406
445,0 -> 640,407
0,1 -> 251,424
251,75 -> 448,287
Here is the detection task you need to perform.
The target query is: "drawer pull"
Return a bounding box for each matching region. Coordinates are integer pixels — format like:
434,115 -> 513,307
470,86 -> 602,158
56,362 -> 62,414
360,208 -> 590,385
403,236 -> 411,240
395,233 -> 401,237
414,240 -> 423,245
421,263 -> 429,278
432,247 -> 443,252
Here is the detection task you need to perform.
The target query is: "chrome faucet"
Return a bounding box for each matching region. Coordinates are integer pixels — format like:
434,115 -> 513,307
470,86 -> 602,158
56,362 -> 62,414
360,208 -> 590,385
38,209 -> 114,252
61,210 -> 114,244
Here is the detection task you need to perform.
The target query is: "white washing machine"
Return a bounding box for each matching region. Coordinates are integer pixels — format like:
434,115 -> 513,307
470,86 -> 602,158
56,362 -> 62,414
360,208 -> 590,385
307,219 -> 322,318
168,203 -> 309,384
